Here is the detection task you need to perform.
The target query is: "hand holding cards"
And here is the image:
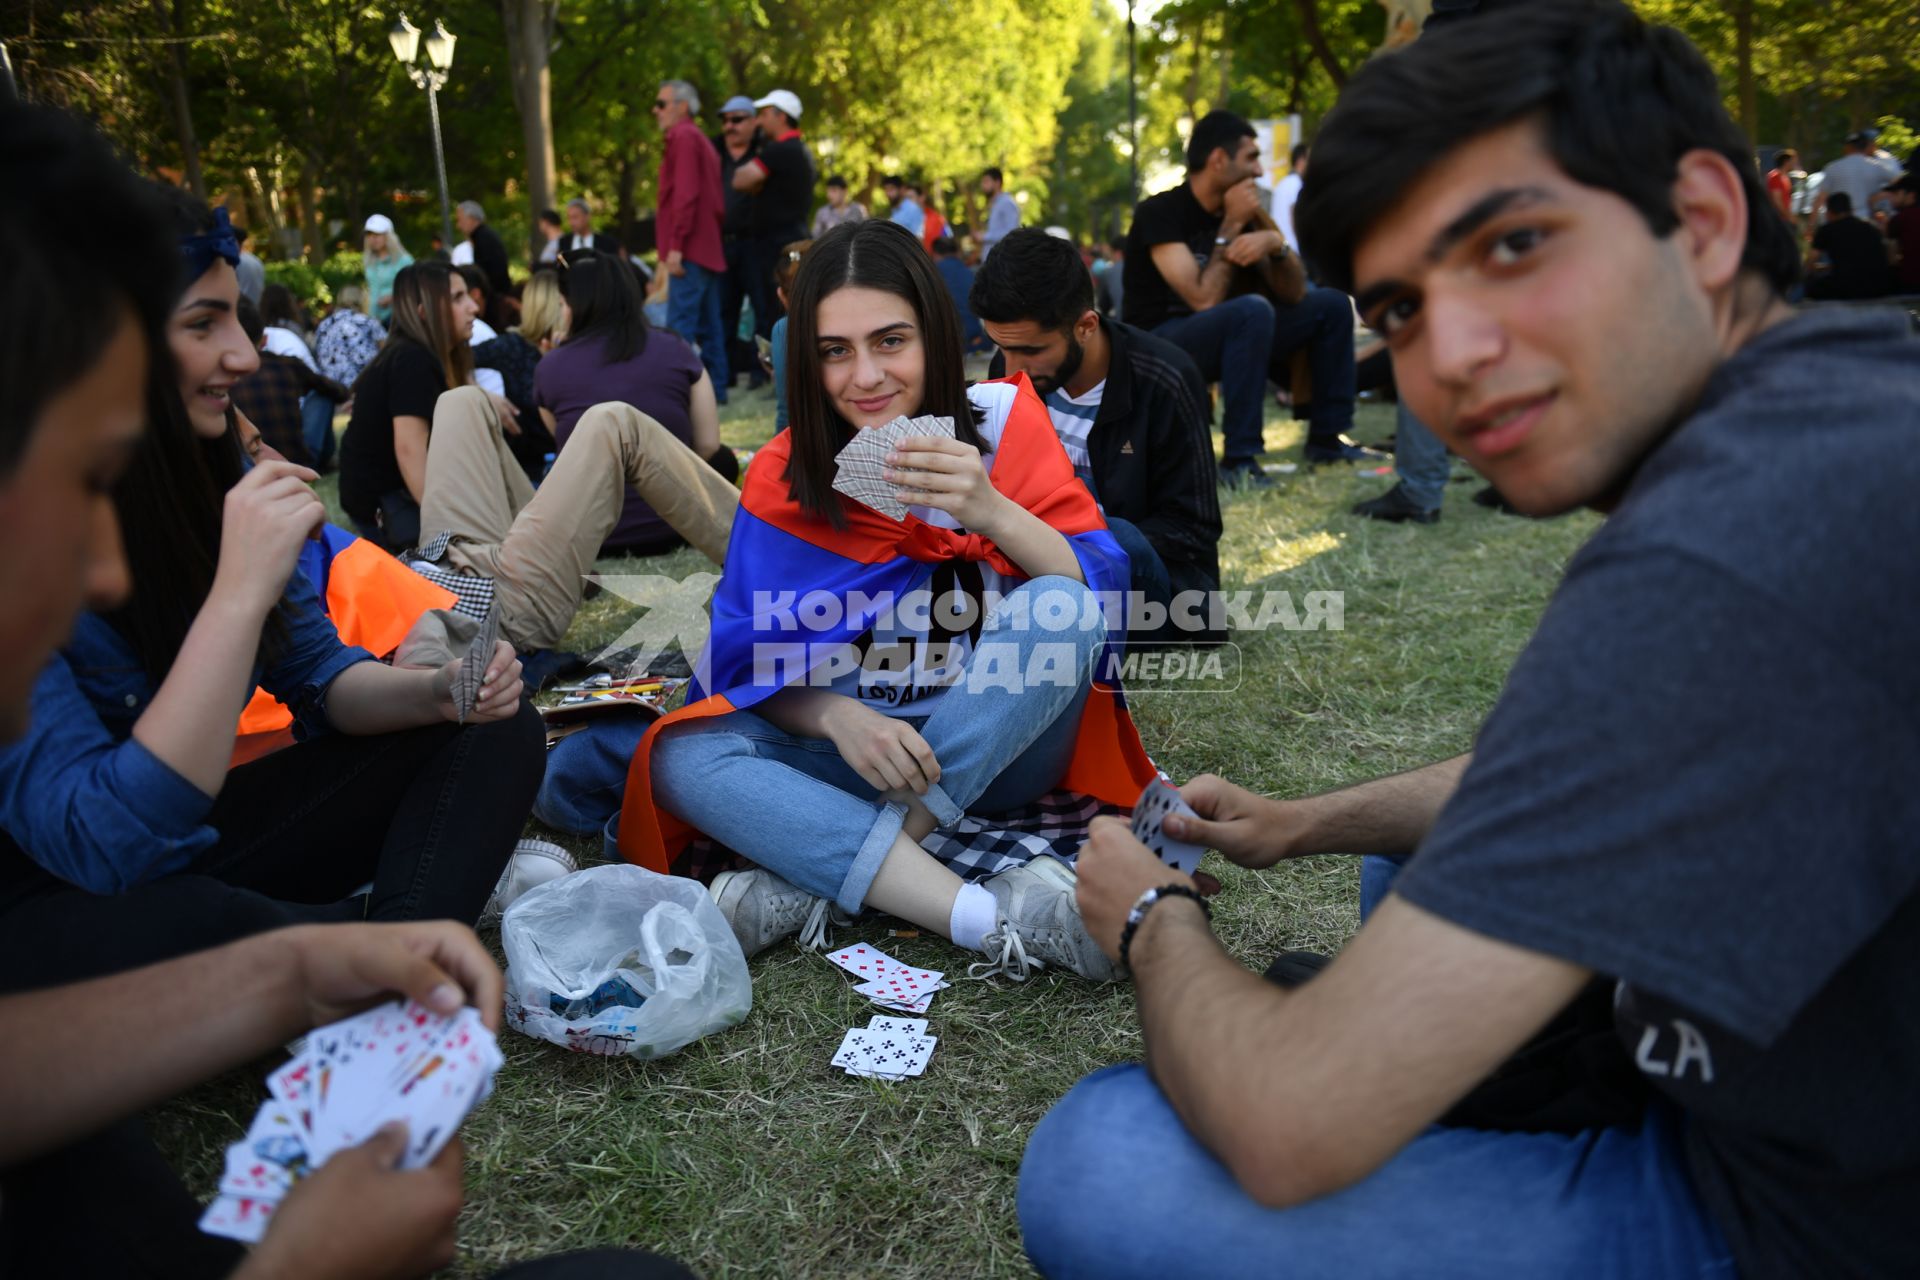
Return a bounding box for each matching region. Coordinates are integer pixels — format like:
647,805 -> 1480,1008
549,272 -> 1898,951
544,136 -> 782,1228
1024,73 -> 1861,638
831,414 -> 958,520
449,605 -> 501,725
1130,776 -> 1206,875
200,998 -> 502,1244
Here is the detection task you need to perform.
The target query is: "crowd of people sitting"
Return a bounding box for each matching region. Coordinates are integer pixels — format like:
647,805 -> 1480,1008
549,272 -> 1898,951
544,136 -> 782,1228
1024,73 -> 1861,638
1,0 -> 1916,1276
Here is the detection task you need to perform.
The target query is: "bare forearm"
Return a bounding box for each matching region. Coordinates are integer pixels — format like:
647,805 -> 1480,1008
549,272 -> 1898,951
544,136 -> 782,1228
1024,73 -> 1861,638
322,661 -> 443,734
977,498 -> 1084,582
130,589 -> 270,795
1288,753 -> 1472,857
0,932 -> 305,1165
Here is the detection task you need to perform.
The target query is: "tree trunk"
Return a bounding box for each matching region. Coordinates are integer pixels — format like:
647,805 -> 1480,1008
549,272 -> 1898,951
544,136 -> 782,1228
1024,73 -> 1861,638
1293,0 -> 1347,89
501,0 -> 559,263
159,0 -> 204,197
1733,0 -> 1757,142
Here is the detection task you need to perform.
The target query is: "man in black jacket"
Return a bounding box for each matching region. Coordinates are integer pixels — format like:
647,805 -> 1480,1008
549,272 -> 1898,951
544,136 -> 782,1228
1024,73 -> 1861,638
454,200 -> 512,326
974,228 -> 1223,643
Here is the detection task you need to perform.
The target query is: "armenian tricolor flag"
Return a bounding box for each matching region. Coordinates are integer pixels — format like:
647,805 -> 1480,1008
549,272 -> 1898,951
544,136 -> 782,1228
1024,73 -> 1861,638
618,376 -> 1157,876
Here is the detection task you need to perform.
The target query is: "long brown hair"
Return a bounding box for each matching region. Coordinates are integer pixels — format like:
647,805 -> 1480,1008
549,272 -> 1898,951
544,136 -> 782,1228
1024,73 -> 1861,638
783,219 -> 982,528
359,260 -> 474,392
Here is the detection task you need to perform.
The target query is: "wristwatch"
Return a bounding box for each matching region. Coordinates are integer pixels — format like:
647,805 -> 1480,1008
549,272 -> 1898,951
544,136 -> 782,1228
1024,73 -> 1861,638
1214,235 -> 1233,247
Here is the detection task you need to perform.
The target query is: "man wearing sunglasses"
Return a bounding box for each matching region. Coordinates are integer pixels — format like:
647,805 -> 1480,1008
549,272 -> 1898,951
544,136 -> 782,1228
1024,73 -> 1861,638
652,79 -> 730,397
712,94 -> 763,394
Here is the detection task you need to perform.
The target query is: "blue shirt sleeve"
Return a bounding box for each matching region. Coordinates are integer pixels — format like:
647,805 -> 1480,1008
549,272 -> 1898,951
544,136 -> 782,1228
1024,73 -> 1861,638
257,567 -> 375,739
771,316 -> 789,432
0,652 -> 217,893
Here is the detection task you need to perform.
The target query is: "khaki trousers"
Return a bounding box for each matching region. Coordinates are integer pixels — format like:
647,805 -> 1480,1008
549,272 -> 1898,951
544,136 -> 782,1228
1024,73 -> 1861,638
420,386 -> 738,650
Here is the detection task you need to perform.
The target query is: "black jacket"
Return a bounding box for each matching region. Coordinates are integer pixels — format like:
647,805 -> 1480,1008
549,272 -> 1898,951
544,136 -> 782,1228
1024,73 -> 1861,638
467,223 -> 512,298
992,317 -> 1221,592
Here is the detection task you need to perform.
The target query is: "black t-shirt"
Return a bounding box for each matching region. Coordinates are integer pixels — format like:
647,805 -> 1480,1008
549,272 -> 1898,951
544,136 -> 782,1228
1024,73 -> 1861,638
714,135 -> 759,238
1393,308 -> 1920,1279
750,132 -> 815,239
337,337 -> 447,525
1121,183 -> 1219,329
1811,217 -> 1891,299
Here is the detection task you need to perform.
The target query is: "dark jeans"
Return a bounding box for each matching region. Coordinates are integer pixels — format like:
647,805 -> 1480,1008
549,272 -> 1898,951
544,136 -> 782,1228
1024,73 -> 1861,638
741,229 -> 804,343
721,237 -> 754,390
1107,516 -> 1223,646
0,700 -> 546,993
0,1122 -> 695,1280
1153,289 -> 1358,464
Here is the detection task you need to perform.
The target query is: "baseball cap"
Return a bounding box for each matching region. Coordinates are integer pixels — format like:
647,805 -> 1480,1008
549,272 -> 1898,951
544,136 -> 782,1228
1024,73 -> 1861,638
754,89 -> 803,120
364,213 -> 395,234
720,95 -> 755,116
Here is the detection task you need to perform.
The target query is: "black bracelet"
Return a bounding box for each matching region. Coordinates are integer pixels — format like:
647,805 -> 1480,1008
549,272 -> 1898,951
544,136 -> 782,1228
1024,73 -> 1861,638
1118,884 -> 1212,974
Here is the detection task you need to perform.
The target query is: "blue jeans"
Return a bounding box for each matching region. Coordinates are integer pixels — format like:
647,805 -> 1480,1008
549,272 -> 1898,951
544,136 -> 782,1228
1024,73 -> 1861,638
1105,517 -> 1170,616
615,576 -> 1102,912
1152,289 -> 1357,463
1393,403 -> 1450,510
301,393 -> 337,470
667,260 -> 729,398
1018,852 -> 1734,1279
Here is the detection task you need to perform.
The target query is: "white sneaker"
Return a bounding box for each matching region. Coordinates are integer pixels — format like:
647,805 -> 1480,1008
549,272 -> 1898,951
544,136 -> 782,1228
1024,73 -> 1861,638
970,855 -> 1121,982
708,868 -> 839,958
484,839 -> 579,920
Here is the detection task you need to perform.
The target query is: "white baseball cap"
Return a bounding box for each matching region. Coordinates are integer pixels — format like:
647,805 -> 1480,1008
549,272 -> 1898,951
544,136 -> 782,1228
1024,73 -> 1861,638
753,89 -> 803,121
364,213 -> 395,234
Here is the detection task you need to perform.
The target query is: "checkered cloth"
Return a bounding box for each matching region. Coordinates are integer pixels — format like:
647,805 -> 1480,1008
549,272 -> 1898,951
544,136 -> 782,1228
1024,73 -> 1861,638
674,789 -> 1126,885
402,531 -> 497,622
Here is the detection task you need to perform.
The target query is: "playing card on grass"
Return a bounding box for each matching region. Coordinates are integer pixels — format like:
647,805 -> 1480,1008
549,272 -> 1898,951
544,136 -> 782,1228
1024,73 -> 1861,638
831,1018 -> 938,1080
1130,775 -> 1206,875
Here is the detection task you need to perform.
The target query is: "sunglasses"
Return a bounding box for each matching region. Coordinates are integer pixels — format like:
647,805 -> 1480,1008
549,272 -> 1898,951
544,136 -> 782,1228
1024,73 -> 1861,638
722,114 -> 751,125
651,99 -> 671,110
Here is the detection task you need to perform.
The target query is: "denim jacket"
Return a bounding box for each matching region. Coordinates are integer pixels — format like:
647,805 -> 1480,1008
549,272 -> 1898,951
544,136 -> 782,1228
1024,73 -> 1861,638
0,569 -> 373,894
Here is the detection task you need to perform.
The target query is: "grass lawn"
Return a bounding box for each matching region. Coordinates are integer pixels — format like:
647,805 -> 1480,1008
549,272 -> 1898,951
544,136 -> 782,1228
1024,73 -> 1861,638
154,389 -> 1599,1277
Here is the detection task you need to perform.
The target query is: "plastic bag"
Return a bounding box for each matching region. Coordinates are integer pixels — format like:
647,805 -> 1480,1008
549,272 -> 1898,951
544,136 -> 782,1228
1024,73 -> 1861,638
502,863 -> 751,1059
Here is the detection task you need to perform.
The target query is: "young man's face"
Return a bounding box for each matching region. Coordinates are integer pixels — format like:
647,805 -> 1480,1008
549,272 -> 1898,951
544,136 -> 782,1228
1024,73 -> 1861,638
983,313 -> 1094,397
0,311 -> 145,739
1351,120 -> 1725,516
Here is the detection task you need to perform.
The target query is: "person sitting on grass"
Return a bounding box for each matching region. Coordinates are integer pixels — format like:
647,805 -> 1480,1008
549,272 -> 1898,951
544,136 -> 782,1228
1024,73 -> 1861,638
0,186 -> 545,993
973,228 -> 1223,643
230,296 -> 350,470
534,250 -> 740,558
1020,3 -> 1918,1277
613,219 -> 1158,981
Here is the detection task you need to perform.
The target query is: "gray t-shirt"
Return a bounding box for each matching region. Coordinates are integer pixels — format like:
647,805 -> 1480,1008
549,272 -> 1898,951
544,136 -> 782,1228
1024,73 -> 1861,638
1819,152 -> 1904,216
1395,307 -> 1920,1279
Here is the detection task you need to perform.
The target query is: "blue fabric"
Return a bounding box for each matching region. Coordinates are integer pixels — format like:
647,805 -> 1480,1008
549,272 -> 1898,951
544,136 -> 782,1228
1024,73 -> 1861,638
0,572 -> 374,894
888,200 -> 925,237
770,315 -> 789,431
1105,517 -> 1170,615
1019,1065 -> 1733,1280
1392,403 -> 1449,510
651,576 -> 1101,911
667,259 -> 730,394
935,256 -> 985,348
301,391 -> 337,470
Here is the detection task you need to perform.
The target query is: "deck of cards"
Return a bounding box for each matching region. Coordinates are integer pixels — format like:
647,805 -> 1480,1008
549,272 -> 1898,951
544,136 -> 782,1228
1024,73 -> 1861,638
831,414 -> 958,521
832,1015 -> 938,1080
450,605 -> 501,725
199,998 -> 503,1244
1130,776 -> 1206,875
826,943 -> 950,1014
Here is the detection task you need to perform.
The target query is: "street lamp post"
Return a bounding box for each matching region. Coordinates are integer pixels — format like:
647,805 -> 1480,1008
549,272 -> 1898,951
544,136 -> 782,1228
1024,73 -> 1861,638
389,14 -> 458,252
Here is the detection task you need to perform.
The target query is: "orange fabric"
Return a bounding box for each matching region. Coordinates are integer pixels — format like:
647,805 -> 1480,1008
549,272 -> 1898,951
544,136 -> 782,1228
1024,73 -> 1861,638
230,540 -> 456,766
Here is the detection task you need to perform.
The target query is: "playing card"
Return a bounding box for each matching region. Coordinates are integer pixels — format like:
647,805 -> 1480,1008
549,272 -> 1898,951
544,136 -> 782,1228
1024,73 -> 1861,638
451,605 -> 501,724
217,1101 -> 311,1200
1130,775 -> 1206,875
868,1016 -> 932,1039
199,1193 -> 277,1244
851,960 -> 946,1003
857,1030 -> 936,1079
832,422 -> 909,520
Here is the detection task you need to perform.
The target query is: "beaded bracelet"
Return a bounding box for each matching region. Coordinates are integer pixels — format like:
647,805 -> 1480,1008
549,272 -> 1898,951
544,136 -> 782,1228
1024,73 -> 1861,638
1118,884 -> 1212,974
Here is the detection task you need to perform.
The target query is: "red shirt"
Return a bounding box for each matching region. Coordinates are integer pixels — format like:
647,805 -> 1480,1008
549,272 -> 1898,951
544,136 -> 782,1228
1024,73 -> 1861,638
657,117 -> 726,274
1766,169 -> 1794,219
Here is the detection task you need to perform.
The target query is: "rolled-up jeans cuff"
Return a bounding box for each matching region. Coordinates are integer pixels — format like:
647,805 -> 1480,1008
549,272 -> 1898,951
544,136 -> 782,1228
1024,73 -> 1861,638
839,800 -> 908,914
920,781 -> 963,828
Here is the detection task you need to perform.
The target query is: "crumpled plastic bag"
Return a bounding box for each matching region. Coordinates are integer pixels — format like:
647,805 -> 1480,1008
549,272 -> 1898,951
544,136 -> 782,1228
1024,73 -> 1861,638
502,863 -> 750,1059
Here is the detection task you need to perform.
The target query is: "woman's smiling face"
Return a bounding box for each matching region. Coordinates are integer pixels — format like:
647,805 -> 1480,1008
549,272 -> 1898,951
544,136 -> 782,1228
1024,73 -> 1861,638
168,260 -> 258,439
814,285 -> 924,429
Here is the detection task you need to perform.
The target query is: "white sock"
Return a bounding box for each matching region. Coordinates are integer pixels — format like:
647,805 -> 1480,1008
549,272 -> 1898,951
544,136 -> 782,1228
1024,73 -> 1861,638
948,883 -> 1000,953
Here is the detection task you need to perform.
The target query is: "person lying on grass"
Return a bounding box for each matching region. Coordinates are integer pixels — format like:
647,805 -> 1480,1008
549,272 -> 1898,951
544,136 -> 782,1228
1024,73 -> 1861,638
613,218 -> 1159,981
1019,2 -> 1920,1277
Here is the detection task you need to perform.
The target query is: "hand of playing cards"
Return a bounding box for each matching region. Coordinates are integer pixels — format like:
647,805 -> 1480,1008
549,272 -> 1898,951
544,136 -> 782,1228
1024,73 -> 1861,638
200,998 -> 502,1244
449,605 -> 501,725
831,414 -> 958,521
1131,776 -> 1206,875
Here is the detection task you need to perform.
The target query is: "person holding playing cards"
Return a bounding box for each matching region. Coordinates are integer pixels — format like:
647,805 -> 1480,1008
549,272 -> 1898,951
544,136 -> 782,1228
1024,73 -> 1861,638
1019,4 -> 1919,1278
0,182 -> 548,992
620,218 -> 1160,981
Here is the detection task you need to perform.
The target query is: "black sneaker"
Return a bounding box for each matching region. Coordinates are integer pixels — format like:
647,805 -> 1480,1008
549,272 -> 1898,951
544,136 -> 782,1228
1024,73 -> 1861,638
1303,436 -> 1390,466
1472,484 -> 1520,514
1351,483 -> 1440,524
1218,459 -> 1275,490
